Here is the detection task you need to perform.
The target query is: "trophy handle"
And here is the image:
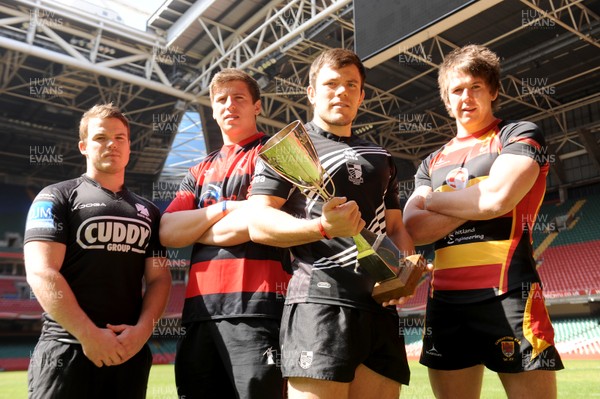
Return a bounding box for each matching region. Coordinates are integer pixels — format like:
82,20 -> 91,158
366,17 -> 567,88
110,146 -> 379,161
301,168 -> 336,201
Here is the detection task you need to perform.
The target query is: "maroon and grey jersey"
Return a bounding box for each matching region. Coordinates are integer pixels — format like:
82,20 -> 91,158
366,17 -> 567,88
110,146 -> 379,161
164,132 -> 291,323
24,174 -> 164,339
250,122 -> 401,312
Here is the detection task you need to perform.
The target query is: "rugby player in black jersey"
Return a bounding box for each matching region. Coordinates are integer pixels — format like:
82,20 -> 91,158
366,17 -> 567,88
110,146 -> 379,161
248,49 -> 414,399
24,103 -> 171,398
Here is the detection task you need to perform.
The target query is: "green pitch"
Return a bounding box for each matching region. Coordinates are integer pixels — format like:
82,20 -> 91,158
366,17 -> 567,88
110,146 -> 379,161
0,359 -> 598,398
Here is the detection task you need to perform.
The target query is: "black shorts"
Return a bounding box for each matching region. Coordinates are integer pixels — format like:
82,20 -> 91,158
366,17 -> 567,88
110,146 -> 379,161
420,282 -> 564,372
28,339 -> 152,399
175,318 -> 285,399
280,302 -> 410,385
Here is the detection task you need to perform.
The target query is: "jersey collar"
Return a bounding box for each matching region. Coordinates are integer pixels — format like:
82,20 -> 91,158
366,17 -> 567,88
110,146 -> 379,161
306,121 -> 353,143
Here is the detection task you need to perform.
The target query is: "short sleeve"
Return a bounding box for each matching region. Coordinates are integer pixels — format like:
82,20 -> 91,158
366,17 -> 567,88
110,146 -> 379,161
248,158 -> 296,199
499,121 -> 548,167
146,203 -> 166,258
164,169 -> 199,213
24,186 -> 69,244
414,155 -> 434,189
384,158 -> 401,210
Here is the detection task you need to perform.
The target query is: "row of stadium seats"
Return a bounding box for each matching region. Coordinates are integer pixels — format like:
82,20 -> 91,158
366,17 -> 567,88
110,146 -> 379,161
553,317 -> 600,341
551,195 -> 600,247
553,317 -> 600,357
537,240 -> 600,298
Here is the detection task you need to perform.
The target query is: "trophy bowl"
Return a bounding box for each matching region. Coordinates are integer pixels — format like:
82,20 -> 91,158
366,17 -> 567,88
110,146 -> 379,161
259,120 -> 426,303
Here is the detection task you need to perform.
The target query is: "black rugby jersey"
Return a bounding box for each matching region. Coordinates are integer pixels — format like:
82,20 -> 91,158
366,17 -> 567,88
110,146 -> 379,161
415,119 -> 549,303
250,122 -> 401,312
24,174 -> 164,340
164,132 -> 291,323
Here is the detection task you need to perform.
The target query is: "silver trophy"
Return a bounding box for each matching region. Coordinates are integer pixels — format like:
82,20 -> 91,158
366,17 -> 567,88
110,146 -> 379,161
258,120 -> 426,303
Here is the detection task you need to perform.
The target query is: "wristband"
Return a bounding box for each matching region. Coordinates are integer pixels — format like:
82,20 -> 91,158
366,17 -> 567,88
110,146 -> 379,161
221,200 -> 228,215
317,218 -> 331,240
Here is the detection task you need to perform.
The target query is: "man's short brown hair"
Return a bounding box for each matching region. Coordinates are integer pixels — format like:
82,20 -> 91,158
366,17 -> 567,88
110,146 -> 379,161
79,103 -> 130,141
309,48 -> 366,91
438,44 -> 501,115
209,68 -> 261,104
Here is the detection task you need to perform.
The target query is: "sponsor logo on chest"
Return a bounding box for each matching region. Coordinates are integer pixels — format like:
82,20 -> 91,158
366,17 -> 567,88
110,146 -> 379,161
76,216 -> 151,253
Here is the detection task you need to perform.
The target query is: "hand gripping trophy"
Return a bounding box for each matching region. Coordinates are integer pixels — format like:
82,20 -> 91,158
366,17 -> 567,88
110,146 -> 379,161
259,120 -> 427,304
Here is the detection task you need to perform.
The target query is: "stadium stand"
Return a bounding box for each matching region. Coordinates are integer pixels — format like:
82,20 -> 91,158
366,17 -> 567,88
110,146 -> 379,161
554,317 -> 600,358
0,337 -> 35,371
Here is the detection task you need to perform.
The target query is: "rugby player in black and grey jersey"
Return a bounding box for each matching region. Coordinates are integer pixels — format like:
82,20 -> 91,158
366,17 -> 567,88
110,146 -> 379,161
24,103 -> 171,399
248,49 -> 415,399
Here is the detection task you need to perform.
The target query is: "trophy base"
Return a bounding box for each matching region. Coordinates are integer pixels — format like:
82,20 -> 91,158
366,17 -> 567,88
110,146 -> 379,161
371,254 -> 427,304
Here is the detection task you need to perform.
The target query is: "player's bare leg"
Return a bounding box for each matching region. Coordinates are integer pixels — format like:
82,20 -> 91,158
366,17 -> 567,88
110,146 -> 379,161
349,364 -> 400,399
287,377 -> 349,399
428,365 -> 484,399
498,370 -> 556,399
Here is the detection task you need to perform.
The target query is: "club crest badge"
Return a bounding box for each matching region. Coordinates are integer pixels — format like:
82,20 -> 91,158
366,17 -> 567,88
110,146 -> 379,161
347,163 -> 364,185
299,351 -> 313,369
501,341 -> 515,358
496,336 -> 520,361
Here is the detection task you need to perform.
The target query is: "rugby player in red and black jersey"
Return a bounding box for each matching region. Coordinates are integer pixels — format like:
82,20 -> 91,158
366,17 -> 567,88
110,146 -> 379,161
24,104 -> 172,398
160,69 -> 292,399
403,44 -> 563,399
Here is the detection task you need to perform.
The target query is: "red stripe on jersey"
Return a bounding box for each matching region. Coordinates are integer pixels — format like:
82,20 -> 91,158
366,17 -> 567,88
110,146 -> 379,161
432,263 -> 503,291
523,282 -> 554,359
185,258 -> 290,298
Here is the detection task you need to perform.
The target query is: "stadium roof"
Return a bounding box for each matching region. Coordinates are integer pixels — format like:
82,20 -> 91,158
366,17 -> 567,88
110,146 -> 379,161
0,0 -> 598,199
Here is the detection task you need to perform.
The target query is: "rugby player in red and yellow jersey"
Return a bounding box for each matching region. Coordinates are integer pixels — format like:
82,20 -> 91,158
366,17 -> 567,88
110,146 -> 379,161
403,44 -> 563,399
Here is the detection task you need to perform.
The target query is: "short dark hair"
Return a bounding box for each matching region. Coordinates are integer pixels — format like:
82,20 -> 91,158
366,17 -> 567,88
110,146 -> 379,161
438,44 -> 501,115
209,68 -> 261,103
79,103 -> 130,141
309,48 -> 366,91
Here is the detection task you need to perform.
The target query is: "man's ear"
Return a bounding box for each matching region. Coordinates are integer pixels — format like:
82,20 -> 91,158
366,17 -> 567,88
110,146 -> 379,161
358,88 -> 365,107
491,89 -> 499,102
307,85 -> 315,106
78,140 -> 87,156
254,99 -> 262,116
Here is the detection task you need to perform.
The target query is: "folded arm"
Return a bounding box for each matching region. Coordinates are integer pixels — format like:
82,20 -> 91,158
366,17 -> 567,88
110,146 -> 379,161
159,201 -> 227,248
425,154 -> 540,220
403,185 -> 466,246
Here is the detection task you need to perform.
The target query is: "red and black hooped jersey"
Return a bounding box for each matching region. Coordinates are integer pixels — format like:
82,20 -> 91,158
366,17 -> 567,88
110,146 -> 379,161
24,175 -> 165,339
164,133 -> 291,322
250,122 -> 401,313
415,119 -> 550,303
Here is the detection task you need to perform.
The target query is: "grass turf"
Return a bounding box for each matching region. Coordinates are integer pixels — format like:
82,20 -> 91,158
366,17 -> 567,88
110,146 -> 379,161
0,359 -> 598,398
